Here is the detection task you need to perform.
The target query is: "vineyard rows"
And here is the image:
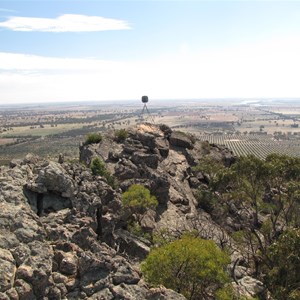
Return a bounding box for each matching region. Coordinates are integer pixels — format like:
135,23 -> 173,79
197,134 -> 300,159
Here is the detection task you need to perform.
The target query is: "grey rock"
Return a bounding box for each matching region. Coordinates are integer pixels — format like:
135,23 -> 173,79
233,276 -> 265,298
147,287 -> 187,300
169,187 -> 189,206
14,279 -> 35,300
234,266 -> 250,279
155,137 -> 169,158
110,283 -> 148,300
115,159 -> 140,180
112,265 -> 140,285
0,292 -> 9,300
131,152 -> 159,169
169,131 -> 194,149
52,272 -> 68,285
47,286 -> 61,300
137,132 -> 157,149
188,176 -> 200,188
9,159 -> 22,168
140,209 -> 156,232
0,248 -> 16,292
88,288 -> 114,300
54,251 -> 78,276
56,282 -> 68,298
0,231 -> 19,249
79,144 -> 97,166
35,161 -> 76,197
11,243 -> 31,267
5,288 -> 19,300
114,229 -> 150,259
159,124 -> 172,136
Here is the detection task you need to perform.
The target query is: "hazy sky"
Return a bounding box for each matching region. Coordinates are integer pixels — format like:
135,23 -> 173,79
0,0 -> 300,104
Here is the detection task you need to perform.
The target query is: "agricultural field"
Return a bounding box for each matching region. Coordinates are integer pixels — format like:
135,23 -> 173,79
0,98 -> 299,164
197,134 -> 300,159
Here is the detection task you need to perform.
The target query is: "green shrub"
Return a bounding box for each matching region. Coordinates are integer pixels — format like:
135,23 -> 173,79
114,129 -> 128,143
90,157 -> 117,188
141,234 -> 230,300
90,157 -> 107,176
85,132 -> 102,145
122,184 -> 158,221
122,185 -> 158,211
127,221 -> 151,240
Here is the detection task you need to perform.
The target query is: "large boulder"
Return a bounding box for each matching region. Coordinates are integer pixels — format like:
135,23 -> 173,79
37,162 -> 76,197
169,131 -> 194,149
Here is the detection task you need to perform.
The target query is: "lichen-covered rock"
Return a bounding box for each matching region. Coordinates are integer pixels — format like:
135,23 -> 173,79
0,248 -> 16,292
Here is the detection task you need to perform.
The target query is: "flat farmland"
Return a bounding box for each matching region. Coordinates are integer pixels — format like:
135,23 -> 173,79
197,134 -> 300,159
0,99 -> 299,164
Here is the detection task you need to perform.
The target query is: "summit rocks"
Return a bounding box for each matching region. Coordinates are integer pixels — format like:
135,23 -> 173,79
0,124 -> 238,299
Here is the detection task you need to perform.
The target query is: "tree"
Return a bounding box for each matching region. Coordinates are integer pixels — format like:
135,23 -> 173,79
193,153 -> 300,298
264,154 -> 300,230
122,184 -> 158,222
141,234 -> 230,300
193,156 -> 228,213
265,228 -> 300,300
230,155 -> 269,228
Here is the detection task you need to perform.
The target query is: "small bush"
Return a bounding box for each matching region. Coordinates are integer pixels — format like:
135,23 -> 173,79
85,132 -> 102,145
90,157 -> 107,176
90,157 -> 117,188
122,185 -> 158,224
114,129 -> 128,143
127,221 -> 151,240
141,234 -> 230,300
122,185 -> 158,214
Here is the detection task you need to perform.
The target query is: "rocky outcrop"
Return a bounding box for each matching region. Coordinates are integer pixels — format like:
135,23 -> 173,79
169,131 -> 194,149
0,124 -> 246,300
0,149 -> 188,299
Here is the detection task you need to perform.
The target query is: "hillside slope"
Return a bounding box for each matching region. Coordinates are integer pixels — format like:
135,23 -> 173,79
0,124 -> 268,300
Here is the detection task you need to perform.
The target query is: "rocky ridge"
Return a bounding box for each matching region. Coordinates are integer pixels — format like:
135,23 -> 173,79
0,124 -> 263,299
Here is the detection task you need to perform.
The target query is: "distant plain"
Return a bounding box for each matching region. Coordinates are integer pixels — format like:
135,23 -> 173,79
0,99 -> 299,164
